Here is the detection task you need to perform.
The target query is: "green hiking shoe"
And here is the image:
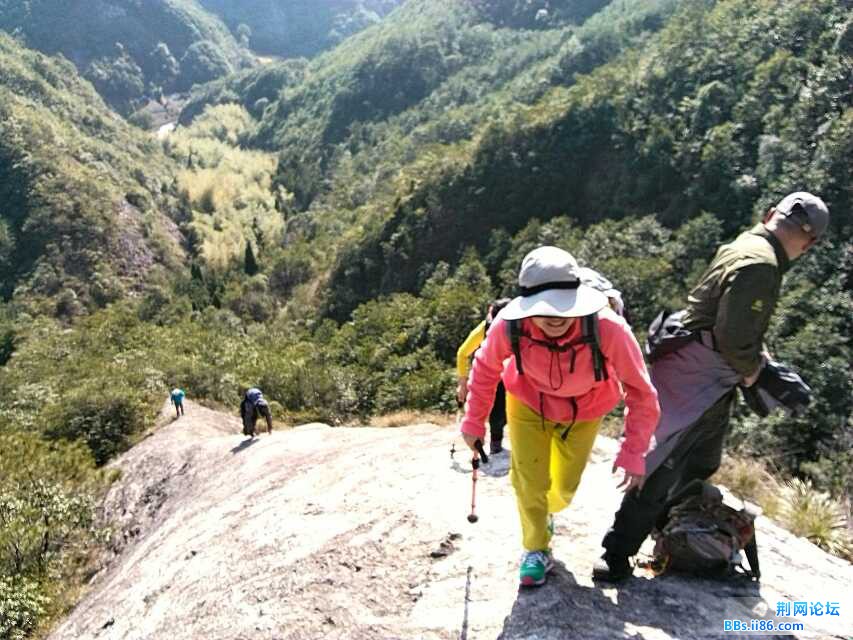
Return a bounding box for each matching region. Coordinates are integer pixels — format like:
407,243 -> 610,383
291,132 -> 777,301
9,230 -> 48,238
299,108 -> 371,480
519,550 -> 554,587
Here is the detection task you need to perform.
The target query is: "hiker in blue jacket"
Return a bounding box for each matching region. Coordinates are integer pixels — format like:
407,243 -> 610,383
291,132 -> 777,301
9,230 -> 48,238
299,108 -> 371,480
240,387 -> 273,437
170,388 -> 185,418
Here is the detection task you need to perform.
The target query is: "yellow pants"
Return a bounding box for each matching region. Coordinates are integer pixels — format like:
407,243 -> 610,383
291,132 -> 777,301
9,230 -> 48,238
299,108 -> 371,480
507,392 -> 602,551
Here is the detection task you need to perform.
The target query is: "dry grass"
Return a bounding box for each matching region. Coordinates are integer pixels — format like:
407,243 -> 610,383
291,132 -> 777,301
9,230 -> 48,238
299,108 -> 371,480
714,455 -> 784,518
714,456 -> 852,561
368,410 -> 456,428
782,479 -> 853,560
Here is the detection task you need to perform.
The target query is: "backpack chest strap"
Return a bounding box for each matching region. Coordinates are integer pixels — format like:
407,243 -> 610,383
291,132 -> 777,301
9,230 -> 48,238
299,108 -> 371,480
507,316 -> 608,381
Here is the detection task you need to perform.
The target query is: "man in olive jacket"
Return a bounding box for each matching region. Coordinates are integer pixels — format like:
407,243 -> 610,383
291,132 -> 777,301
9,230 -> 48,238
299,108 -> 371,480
594,192 -> 830,582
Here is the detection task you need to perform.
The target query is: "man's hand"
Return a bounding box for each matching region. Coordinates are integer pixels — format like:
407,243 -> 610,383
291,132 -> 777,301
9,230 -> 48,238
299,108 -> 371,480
456,377 -> 468,406
613,463 -> 645,493
743,354 -> 767,387
743,366 -> 761,387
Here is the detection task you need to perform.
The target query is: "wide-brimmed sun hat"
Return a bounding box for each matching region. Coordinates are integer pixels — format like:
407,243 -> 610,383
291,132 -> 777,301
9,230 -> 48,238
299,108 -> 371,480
577,266 -> 624,317
500,246 -> 609,320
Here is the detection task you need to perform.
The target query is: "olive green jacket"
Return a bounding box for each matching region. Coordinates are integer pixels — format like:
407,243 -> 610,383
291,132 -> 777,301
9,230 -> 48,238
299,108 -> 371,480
681,225 -> 789,376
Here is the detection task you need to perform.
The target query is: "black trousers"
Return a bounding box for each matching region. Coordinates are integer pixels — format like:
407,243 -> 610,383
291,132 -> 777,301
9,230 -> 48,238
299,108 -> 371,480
489,382 -> 507,444
243,403 -> 271,435
602,390 -> 735,557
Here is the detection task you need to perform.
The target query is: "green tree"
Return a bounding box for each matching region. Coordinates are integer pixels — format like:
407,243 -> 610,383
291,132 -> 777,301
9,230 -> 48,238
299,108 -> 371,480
244,242 -> 260,276
149,42 -> 180,88
179,40 -> 234,89
83,45 -> 146,114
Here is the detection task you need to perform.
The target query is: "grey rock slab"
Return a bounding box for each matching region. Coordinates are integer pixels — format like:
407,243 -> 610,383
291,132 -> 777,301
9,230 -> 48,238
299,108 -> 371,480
49,402 -> 853,639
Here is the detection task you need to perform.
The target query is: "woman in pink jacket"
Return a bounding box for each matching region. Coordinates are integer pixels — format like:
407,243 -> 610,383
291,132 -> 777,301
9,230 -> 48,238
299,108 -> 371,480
460,246 -> 660,587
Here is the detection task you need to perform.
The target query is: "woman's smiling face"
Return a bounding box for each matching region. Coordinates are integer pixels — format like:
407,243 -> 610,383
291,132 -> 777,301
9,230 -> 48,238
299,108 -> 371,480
530,316 -> 575,338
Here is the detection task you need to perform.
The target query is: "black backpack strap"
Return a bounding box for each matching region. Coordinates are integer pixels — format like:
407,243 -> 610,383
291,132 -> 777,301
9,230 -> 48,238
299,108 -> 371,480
508,319 -> 524,375
559,397 -> 578,441
581,314 -> 608,382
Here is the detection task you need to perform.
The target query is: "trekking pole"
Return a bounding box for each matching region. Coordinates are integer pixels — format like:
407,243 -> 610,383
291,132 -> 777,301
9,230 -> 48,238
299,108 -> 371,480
467,439 -> 489,523
475,440 -> 489,465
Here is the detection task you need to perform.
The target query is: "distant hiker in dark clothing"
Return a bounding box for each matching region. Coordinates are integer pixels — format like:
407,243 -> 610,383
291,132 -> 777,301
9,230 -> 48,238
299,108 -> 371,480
594,192 -> 830,583
171,388 -> 185,417
240,387 -> 273,437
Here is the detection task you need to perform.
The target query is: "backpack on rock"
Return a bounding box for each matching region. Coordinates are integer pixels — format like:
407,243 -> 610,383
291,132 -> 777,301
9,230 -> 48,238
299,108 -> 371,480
648,480 -> 760,580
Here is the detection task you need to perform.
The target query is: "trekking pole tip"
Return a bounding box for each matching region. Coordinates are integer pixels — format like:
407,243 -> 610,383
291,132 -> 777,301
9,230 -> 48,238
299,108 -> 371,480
467,514 -> 479,523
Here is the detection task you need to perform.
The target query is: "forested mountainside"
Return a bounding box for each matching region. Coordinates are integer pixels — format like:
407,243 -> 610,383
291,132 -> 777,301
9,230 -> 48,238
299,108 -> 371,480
0,1 -> 851,636
0,33 -> 184,317
0,0 -> 252,113
197,0 -> 404,59
251,0 -> 852,319
0,0 -> 408,115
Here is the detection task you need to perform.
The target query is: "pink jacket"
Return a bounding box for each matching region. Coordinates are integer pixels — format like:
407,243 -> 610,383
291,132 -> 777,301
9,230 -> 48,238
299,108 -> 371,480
460,308 -> 660,475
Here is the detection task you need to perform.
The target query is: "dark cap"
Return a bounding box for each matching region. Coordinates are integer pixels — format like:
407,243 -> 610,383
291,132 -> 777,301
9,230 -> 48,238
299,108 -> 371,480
775,192 -> 830,238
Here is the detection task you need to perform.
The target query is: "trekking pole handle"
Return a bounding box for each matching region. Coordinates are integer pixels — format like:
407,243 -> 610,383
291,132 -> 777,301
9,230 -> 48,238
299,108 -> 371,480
474,439 -> 488,465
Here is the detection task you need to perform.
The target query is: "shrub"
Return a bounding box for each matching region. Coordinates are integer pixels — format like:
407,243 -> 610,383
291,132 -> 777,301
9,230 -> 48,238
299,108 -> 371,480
713,456 -> 782,518
782,479 -> 852,559
0,576 -> 47,640
269,252 -> 313,298
179,41 -> 234,89
83,52 -> 146,113
43,389 -> 150,465
0,480 -> 93,577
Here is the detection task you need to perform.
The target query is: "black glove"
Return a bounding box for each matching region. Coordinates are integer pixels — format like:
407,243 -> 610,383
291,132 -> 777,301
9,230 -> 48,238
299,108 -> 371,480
740,360 -> 811,417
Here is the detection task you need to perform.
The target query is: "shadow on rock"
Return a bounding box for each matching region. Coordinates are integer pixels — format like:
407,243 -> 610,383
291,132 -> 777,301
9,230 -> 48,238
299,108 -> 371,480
230,437 -> 260,455
449,450 -> 511,478
497,559 -> 789,640
480,450 -> 511,478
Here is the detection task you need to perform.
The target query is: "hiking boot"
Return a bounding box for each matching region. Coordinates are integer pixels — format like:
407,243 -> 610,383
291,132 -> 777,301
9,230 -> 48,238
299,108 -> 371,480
519,550 -> 554,587
592,553 -> 632,583
489,440 -> 504,455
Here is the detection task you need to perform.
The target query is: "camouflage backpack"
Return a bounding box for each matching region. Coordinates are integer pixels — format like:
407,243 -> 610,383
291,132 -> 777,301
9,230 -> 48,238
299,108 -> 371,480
650,481 -> 760,580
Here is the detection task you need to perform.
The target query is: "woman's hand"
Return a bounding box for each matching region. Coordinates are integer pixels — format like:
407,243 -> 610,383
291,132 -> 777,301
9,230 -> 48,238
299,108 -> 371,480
612,463 -> 645,493
456,377 -> 468,405
462,432 -> 480,453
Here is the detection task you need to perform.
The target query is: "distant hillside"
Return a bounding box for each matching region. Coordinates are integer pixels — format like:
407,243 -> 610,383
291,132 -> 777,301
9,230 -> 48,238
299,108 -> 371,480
471,0 -> 614,29
314,0 -> 852,316
178,59 -> 308,125
0,0 -> 252,113
228,0 -> 685,307
178,0 -> 850,320
197,0 -> 404,59
0,33 -> 185,316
